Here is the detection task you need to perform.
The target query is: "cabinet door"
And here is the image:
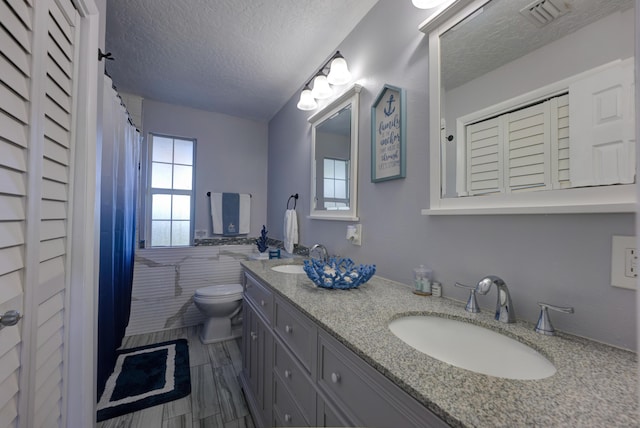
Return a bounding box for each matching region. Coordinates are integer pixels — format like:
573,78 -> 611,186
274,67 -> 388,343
316,393 -> 353,427
243,300 -> 272,426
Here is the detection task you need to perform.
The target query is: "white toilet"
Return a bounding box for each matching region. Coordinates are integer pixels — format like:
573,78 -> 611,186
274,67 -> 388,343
193,284 -> 244,344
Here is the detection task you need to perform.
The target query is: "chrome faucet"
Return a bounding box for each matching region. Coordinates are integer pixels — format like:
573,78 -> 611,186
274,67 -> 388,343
309,244 -> 328,263
476,275 -> 516,323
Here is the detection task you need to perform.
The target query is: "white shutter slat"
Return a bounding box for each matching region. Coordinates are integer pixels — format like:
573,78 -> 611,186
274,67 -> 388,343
44,117 -> 70,149
0,247 -> 23,277
37,293 -> 64,326
40,220 -> 65,241
35,333 -> 62,371
47,32 -> 72,80
39,239 -> 65,263
46,75 -> 71,113
0,272 -> 22,307
43,138 -> 69,166
44,96 -> 70,131
49,0 -> 72,41
6,0 -> 32,30
0,55 -> 29,100
506,103 -> 549,192
467,118 -> 501,195
0,26 -> 30,77
42,158 -> 68,183
0,400 -> 18,428
0,112 -> 28,148
38,258 -> 65,302
0,84 -> 28,124
0,168 -> 26,196
0,140 -> 27,171
40,200 -> 66,220
0,374 -> 18,421
0,1 -> 30,53
42,179 -> 67,202
45,55 -> 71,96
47,16 -> 72,65
0,350 -> 20,394
0,222 -> 24,249
0,196 -> 25,222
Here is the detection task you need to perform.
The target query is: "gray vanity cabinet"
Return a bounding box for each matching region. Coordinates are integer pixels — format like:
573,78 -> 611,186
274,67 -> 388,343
241,273 -> 274,428
241,270 -> 448,428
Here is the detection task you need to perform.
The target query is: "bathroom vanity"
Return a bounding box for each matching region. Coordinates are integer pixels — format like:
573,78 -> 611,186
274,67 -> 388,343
239,259 -> 638,427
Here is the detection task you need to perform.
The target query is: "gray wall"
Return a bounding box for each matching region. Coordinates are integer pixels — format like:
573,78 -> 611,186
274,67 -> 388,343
142,99 -> 269,238
267,0 -> 637,349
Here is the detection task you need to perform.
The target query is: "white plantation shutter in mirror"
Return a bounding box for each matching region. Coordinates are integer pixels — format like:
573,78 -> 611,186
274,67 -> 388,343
465,117 -> 502,196
505,102 -> 550,193
553,94 -> 571,189
569,58 -> 635,187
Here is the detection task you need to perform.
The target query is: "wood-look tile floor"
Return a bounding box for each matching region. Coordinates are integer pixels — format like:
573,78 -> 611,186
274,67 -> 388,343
97,326 -> 255,428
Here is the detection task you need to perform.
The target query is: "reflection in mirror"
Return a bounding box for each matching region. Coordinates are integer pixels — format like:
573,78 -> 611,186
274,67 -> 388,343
309,84 -> 361,220
423,0 -> 636,214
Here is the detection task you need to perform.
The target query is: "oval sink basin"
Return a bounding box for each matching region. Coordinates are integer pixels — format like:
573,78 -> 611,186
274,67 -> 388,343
389,316 -> 555,380
271,264 -> 305,274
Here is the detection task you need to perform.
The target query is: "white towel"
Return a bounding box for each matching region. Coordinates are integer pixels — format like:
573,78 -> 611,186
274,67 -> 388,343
283,209 -> 298,254
211,193 -> 251,235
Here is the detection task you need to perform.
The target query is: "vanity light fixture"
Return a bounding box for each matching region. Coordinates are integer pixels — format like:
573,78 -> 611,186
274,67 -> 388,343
296,51 -> 352,111
412,0 -> 450,9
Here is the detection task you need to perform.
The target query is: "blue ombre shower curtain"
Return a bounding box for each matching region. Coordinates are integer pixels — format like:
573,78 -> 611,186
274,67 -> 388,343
97,75 -> 140,398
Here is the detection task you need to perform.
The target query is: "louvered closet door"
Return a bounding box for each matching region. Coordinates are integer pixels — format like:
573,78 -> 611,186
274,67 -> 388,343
0,0 -> 33,426
0,0 -> 79,427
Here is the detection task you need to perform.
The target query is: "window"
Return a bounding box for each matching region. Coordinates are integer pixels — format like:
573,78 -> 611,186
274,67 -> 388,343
323,158 -> 349,210
147,134 -> 195,246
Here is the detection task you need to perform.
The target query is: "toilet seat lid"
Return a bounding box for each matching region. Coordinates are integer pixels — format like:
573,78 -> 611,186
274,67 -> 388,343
195,283 -> 243,298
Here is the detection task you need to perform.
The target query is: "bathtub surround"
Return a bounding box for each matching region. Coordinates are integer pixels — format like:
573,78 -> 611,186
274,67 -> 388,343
127,242 -> 308,335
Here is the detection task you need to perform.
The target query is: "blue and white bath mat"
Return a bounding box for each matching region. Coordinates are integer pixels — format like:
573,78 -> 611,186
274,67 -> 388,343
97,339 -> 191,422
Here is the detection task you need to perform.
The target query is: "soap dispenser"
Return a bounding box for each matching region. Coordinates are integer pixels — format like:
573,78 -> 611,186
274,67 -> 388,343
413,265 -> 432,296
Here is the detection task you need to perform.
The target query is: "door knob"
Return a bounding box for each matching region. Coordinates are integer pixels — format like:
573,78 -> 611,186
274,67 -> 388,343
0,310 -> 22,327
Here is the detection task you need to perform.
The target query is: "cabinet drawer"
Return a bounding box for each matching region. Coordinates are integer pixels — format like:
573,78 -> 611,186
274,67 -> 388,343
274,297 -> 314,372
273,339 -> 314,422
318,331 -> 448,428
273,373 -> 308,427
244,273 -> 273,324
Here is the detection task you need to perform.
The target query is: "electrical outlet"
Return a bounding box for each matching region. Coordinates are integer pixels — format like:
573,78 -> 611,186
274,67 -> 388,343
625,248 -> 638,278
611,236 -> 637,290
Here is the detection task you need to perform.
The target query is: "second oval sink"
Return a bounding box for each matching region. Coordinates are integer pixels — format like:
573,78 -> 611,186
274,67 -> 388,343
389,316 -> 555,380
271,264 -> 305,274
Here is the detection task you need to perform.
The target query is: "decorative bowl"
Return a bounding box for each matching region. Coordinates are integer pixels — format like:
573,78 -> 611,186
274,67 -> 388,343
303,257 -> 376,289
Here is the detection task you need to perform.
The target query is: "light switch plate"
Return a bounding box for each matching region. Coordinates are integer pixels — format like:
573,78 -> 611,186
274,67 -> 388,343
611,235 -> 637,290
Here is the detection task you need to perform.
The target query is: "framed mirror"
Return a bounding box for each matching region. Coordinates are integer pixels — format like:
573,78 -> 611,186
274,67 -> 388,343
308,84 -> 361,220
421,0 -> 636,214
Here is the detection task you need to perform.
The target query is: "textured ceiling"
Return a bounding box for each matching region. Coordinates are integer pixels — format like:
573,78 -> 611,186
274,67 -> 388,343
441,0 -> 635,91
105,0 -> 379,121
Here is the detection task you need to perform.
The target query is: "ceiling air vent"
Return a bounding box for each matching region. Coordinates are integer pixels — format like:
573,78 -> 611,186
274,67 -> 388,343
520,0 -> 571,28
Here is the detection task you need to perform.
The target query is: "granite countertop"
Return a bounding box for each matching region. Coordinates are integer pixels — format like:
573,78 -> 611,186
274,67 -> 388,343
241,259 -> 638,427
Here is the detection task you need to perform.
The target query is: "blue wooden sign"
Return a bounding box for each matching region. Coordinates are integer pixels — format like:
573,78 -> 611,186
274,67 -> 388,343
371,84 -> 406,182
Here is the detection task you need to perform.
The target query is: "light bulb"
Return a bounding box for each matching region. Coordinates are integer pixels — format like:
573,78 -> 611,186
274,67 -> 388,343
311,74 -> 333,100
412,0 -> 449,9
327,56 -> 352,86
297,87 -> 317,110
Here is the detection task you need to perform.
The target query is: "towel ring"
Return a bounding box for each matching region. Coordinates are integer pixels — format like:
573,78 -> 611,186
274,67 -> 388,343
287,194 -> 298,210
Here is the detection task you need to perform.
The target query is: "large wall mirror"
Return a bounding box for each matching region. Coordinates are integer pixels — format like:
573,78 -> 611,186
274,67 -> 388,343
422,0 -> 636,214
309,84 -> 361,220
